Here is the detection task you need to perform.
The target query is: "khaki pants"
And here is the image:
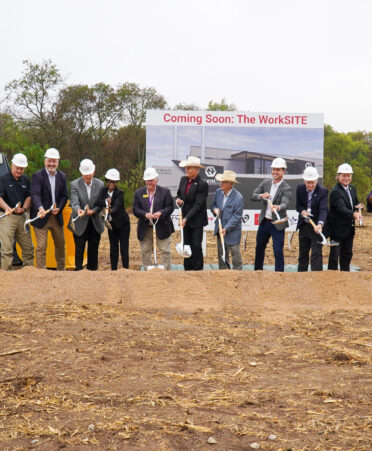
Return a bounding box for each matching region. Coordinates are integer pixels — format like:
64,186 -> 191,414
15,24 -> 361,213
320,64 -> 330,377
33,215 -> 65,270
0,214 -> 34,271
217,235 -> 242,270
140,227 -> 172,270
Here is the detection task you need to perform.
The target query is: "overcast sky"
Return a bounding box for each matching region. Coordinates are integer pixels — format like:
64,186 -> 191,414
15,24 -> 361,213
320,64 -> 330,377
1,0 -> 371,132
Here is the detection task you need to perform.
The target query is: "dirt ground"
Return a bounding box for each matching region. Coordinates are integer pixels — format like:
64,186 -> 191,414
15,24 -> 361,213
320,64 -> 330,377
0,214 -> 371,450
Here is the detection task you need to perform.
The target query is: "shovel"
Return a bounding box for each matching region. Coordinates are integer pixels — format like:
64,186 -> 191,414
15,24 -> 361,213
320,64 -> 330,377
175,205 -> 192,258
104,199 -> 112,230
147,218 -> 164,270
355,207 -> 367,228
304,214 -> 339,246
217,212 -> 231,269
267,199 -> 288,225
69,204 -> 89,233
24,203 -> 55,232
0,202 -> 21,219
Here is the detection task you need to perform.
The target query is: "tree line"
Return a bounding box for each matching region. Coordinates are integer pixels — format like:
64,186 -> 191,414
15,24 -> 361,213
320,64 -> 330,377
1,60 -> 371,205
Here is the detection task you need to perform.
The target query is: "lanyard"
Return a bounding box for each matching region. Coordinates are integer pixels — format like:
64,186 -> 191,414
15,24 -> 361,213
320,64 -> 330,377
147,187 -> 156,214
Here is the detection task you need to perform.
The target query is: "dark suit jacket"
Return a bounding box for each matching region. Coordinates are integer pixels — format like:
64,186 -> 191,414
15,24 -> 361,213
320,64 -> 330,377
31,168 -> 68,228
367,190 -> 372,213
176,175 -> 208,229
101,187 -> 130,229
326,182 -> 359,239
133,185 -> 174,241
296,183 -> 328,230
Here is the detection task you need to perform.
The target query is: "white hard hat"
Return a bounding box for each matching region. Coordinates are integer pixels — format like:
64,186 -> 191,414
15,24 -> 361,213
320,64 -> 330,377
44,148 -> 60,159
143,167 -> 159,181
79,159 -> 95,175
337,163 -> 353,174
303,163 -> 319,181
270,157 -> 287,169
11,153 -> 28,168
105,168 -> 120,181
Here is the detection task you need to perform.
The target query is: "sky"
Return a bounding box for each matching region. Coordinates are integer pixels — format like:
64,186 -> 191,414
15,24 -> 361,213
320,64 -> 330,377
1,0 -> 372,133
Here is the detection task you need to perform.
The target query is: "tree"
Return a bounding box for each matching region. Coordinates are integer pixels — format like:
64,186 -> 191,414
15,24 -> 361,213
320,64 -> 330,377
207,98 -> 236,111
173,102 -> 200,111
324,125 -> 371,201
4,59 -> 64,147
116,82 -> 167,127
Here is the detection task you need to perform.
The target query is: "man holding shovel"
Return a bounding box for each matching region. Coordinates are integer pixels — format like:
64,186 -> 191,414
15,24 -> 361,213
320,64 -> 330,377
70,159 -> 104,271
176,156 -> 208,271
30,148 -> 68,270
296,164 -> 328,271
210,170 -> 243,270
133,168 -> 174,270
251,157 -> 292,272
0,153 -> 34,270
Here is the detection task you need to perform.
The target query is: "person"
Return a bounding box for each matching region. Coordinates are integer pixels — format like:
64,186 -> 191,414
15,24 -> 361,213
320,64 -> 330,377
133,167 -> 174,270
296,164 -> 328,271
0,153 -> 34,270
366,190 -> 372,213
251,157 -> 292,272
210,170 -> 243,270
176,156 -> 208,270
327,163 -> 363,271
101,168 -> 130,270
30,148 -> 68,270
70,159 -> 104,270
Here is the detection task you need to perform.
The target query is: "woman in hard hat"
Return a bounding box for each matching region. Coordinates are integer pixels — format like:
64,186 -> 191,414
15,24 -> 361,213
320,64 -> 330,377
296,164 -> 328,271
102,169 -> 130,269
326,163 -> 364,271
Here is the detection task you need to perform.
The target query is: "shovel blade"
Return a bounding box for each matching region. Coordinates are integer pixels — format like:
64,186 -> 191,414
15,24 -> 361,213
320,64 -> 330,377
147,265 -> 165,270
176,243 -> 192,258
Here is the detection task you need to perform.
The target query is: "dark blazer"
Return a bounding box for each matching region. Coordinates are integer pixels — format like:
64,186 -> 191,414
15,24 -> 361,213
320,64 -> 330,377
296,183 -> 328,230
31,168 -> 68,228
326,182 -> 359,239
176,175 -> 208,229
367,191 -> 372,213
101,187 -> 130,229
133,185 -> 174,241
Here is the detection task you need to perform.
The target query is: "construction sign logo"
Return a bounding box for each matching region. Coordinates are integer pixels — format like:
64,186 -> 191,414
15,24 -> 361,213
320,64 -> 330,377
205,166 -> 217,178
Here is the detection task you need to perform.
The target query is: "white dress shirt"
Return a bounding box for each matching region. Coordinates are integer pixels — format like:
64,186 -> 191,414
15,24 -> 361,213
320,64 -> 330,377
47,170 -> 56,205
265,180 -> 283,219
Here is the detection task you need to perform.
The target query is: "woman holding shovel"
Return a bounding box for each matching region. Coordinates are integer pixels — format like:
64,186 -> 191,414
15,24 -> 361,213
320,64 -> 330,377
101,169 -> 130,270
210,170 -> 244,270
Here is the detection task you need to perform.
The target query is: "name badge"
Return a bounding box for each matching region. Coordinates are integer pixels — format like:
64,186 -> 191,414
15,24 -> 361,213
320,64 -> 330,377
143,194 -> 148,198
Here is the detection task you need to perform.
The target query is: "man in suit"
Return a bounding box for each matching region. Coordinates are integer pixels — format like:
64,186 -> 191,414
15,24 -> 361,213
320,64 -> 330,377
31,148 -> 68,270
133,167 -> 174,270
251,157 -> 292,272
101,168 -> 130,270
210,170 -> 243,270
70,159 -> 104,271
296,164 -> 328,271
176,156 -> 208,271
327,163 -> 363,271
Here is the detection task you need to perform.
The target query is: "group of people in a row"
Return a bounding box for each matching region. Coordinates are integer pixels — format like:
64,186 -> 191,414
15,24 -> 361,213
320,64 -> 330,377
0,150 -> 370,272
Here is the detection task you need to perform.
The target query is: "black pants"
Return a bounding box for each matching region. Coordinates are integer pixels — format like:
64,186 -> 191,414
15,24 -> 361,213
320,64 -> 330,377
74,218 -> 101,271
298,222 -> 323,271
183,226 -> 204,271
107,224 -> 130,270
328,231 -> 354,271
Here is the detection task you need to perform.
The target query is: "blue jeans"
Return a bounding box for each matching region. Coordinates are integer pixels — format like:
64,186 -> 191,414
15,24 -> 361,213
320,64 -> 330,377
254,219 -> 285,272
